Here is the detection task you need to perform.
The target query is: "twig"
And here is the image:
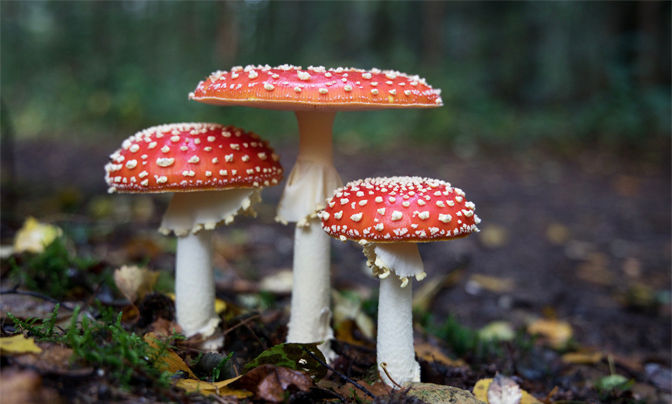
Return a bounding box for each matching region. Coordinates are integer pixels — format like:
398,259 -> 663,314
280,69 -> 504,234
222,313 -> 261,336
379,362 -> 402,389
0,286 -> 76,311
301,346 -> 376,399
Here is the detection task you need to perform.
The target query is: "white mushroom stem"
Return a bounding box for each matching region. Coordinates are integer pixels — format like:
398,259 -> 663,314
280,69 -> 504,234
160,189 -> 260,350
366,242 -> 423,386
278,111 -> 342,360
378,274 -> 420,387
175,230 -> 220,340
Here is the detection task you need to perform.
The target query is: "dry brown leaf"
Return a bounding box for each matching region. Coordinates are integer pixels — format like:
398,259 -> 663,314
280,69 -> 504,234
332,379 -> 391,402
473,378 -> 541,404
143,332 -> 197,379
114,265 -> 159,303
13,343 -> 92,377
527,319 -> 573,349
0,334 -> 42,354
235,365 -> 313,402
415,342 -> 466,367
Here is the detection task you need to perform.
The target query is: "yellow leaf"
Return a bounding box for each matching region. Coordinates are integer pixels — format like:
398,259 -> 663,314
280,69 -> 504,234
478,321 -> 515,342
166,293 -> 226,314
0,335 -> 42,354
114,265 -> 159,303
473,378 -> 541,404
479,224 -> 508,248
175,376 -> 251,398
143,333 -> 197,379
13,217 -> 62,254
562,351 -> 603,365
527,318 -> 573,349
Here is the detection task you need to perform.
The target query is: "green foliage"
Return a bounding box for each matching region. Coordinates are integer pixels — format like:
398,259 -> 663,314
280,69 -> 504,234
8,236 -> 109,300
420,314 -> 501,360
8,304 -> 172,390
243,342 -> 327,380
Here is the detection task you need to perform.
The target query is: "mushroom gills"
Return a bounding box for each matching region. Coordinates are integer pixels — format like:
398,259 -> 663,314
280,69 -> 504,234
160,188 -> 260,236
363,242 -> 426,284
276,159 -> 342,227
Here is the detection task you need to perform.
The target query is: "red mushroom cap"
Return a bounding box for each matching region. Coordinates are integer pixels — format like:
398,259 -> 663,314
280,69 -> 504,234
104,123 -> 283,193
320,177 -> 480,243
190,65 -> 442,111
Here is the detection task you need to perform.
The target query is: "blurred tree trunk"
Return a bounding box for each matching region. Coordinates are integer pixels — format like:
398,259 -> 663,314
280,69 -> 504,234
215,2 -> 239,66
422,1 -> 445,68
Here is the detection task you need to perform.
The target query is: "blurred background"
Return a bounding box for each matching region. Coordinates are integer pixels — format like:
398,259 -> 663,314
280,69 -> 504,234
1,0 -> 670,372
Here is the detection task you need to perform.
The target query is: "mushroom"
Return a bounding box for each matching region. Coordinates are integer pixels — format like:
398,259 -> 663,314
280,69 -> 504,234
319,176 -> 480,386
104,123 -> 283,349
190,65 -> 442,358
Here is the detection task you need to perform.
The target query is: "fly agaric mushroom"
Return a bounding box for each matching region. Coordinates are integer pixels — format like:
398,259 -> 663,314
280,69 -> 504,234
319,177 -> 480,386
104,123 -> 282,349
190,65 -> 442,358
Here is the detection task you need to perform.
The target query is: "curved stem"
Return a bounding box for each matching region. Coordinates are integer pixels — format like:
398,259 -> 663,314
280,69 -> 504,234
377,274 -> 420,386
175,230 -> 220,342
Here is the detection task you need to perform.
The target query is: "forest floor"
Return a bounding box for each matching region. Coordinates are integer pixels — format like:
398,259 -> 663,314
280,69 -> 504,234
1,137 -> 670,403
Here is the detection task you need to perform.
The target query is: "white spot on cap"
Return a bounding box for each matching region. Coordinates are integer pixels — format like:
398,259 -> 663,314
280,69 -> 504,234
188,156 -> 200,164
212,157 -> 218,164
377,208 -> 386,215
358,200 -> 368,206
138,171 -> 148,178
148,142 -> 157,149
436,200 -> 445,207
388,196 -> 396,203
371,89 -> 379,95
344,85 -> 352,92
156,157 -> 175,167
140,179 -> 149,186
170,135 -> 180,143
161,146 -> 170,153
362,72 -> 372,79
225,154 -> 234,162
182,170 -> 195,177
297,71 -> 311,80
248,70 -> 258,79
319,88 -> 328,94
129,144 -> 140,153
334,211 -> 343,220
157,176 -> 168,184
294,86 -> 302,93
242,155 -> 250,162
219,169 -> 227,176
375,196 -> 383,203
264,83 -> 275,91
350,213 -> 363,222
404,90 -> 412,96
258,152 -> 267,160
417,199 -> 426,206
230,144 -> 240,150
374,223 -> 384,231
418,211 -> 430,220
438,213 -> 452,223
125,160 -> 137,169
391,211 -> 403,221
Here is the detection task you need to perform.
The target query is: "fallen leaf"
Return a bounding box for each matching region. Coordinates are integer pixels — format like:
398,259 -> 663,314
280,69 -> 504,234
243,342 -> 327,380
415,342 -> 466,367
176,376 -> 251,398
479,321 -> 515,342
259,269 -> 293,294
331,379 -> 391,401
0,334 -> 42,354
467,274 -> 515,294
595,374 -> 632,392
561,351 -> 604,365
333,290 -> 375,342
473,378 -> 541,404
114,265 -> 159,303
479,224 -> 509,248
526,318 -> 573,349
13,217 -> 62,254
487,374 -> 522,404
235,365 -> 312,402
0,370 -> 63,404
143,332 -> 197,378
545,223 -> 570,245
407,382 -> 485,404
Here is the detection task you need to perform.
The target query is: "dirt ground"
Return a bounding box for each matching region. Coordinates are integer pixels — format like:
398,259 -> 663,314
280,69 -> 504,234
1,135 -> 670,401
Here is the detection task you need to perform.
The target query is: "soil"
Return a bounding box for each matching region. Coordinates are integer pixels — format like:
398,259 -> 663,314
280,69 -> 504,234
1,135 -> 670,402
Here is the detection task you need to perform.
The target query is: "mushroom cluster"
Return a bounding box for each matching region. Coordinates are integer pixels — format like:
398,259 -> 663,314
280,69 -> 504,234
319,176 -> 480,386
190,65 -> 443,358
105,122 -> 282,349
